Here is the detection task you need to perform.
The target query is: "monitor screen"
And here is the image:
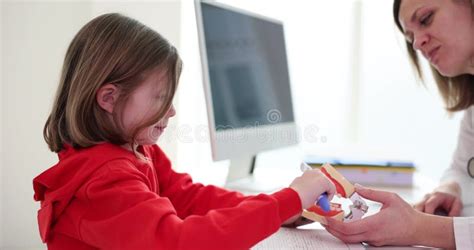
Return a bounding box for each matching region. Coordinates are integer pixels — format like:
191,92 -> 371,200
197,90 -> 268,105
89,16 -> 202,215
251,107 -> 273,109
196,0 -> 298,175
199,2 -> 294,130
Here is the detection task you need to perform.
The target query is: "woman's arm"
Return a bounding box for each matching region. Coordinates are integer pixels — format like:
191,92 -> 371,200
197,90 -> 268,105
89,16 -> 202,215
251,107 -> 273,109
414,212 -> 454,248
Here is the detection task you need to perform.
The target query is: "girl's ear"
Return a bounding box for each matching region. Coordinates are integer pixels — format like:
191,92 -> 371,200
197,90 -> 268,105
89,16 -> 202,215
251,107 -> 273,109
96,83 -> 120,114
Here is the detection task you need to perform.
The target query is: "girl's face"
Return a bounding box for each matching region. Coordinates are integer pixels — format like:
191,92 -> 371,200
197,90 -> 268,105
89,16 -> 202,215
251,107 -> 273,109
399,0 -> 474,77
121,69 -> 176,145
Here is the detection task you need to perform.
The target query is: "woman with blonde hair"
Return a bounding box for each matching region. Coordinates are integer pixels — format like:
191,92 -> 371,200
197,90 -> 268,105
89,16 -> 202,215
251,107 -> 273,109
326,0 -> 474,249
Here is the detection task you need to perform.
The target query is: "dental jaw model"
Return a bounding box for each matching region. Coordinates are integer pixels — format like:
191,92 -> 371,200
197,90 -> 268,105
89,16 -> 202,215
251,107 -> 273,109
301,163 -> 368,225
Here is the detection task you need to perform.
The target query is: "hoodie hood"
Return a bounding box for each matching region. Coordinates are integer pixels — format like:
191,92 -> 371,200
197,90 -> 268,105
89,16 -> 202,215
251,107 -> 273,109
33,143 -> 136,242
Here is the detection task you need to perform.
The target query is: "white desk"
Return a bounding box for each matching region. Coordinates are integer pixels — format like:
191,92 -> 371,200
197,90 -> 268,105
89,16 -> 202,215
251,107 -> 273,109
218,149 -> 444,249
253,227 -> 366,250
249,170 -> 440,249
253,227 -> 440,250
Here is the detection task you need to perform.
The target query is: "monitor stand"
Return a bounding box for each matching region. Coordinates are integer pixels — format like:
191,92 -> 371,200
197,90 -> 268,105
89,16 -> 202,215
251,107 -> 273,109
224,155 -> 283,194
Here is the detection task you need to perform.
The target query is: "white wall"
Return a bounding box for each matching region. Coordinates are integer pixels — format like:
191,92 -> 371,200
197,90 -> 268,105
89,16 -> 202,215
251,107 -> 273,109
0,1 -> 4,247
2,2 -> 92,249
173,0 -> 217,179
1,1 -> 181,249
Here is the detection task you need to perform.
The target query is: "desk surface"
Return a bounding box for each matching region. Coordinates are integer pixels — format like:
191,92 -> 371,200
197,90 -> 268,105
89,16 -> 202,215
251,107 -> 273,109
224,151 -> 442,249
253,227 -> 365,250
253,227 -> 439,250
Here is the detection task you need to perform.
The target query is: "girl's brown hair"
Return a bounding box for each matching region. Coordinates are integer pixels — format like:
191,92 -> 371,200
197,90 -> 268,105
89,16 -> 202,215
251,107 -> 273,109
44,13 -> 182,152
393,0 -> 474,112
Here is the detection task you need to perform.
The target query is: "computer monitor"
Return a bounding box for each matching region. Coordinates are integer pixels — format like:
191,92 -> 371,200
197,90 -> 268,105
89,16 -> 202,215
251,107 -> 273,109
195,0 -> 298,191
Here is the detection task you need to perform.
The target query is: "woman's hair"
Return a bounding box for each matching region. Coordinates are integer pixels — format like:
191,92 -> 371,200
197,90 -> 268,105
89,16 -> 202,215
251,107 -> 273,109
393,0 -> 474,112
44,13 -> 182,152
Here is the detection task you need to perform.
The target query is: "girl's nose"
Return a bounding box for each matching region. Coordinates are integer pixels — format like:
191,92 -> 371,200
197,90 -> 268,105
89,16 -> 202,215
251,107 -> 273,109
167,104 -> 176,117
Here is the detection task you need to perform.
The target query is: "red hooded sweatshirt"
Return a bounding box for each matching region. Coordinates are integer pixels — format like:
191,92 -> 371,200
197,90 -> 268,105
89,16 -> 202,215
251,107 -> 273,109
33,143 -> 301,249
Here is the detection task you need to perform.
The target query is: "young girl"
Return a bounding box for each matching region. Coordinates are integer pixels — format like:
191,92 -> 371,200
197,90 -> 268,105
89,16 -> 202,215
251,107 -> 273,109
33,13 -> 335,249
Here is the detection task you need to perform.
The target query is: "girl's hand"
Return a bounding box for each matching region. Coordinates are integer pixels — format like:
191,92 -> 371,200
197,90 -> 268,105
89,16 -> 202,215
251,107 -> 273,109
325,186 -> 420,246
413,181 -> 462,216
289,169 -> 336,209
